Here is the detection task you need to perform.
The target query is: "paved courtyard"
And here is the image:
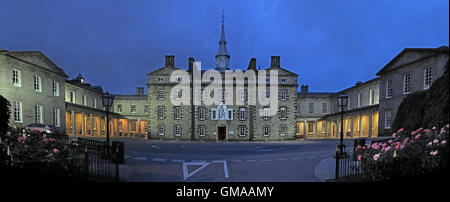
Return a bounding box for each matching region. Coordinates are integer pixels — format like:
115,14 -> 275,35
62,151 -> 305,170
115,139 -> 357,182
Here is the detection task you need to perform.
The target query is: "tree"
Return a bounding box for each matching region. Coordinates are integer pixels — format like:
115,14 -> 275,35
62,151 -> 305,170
0,95 -> 11,135
393,61 -> 449,132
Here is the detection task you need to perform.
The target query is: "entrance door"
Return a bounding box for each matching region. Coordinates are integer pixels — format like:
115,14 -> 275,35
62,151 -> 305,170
218,127 -> 226,141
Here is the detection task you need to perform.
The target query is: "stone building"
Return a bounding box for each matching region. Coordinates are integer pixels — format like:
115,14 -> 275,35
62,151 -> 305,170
0,49 -> 67,132
146,19 -> 298,141
112,87 -> 149,138
377,46 -> 449,135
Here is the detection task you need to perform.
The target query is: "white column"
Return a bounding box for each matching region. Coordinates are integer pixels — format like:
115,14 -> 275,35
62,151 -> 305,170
90,114 -> 93,136
127,119 -> 131,137
138,119 -> 141,138
71,110 -> 75,136
81,113 -> 86,136
314,120 -> 317,138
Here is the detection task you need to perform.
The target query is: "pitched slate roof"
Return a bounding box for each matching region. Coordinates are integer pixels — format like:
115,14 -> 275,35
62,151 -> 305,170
376,46 -> 449,76
6,51 -> 69,78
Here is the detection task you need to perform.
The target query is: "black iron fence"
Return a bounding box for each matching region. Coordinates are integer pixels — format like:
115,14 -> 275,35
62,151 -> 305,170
0,131 -> 123,182
334,150 -> 448,182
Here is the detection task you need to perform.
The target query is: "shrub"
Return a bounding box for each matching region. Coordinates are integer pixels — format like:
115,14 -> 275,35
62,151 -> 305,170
355,125 -> 449,180
393,64 -> 449,132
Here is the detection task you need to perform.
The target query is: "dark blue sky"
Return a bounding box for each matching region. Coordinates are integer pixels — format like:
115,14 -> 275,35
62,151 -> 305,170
1,0 -> 448,94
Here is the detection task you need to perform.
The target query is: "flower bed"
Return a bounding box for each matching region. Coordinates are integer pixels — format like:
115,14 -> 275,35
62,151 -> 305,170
0,131 -> 87,178
354,124 -> 449,181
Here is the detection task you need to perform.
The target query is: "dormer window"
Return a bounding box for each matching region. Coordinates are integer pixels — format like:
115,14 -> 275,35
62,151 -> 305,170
281,78 -> 287,84
158,77 -> 164,83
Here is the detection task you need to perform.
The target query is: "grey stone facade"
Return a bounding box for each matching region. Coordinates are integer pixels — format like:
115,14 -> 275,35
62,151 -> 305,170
377,46 -> 449,135
0,50 -> 67,131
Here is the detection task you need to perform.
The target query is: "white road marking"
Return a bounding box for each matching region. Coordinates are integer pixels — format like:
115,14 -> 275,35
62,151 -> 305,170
212,160 -> 229,178
260,159 -> 272,162
171,159 -> 185,163
247,159 -> 257,162
292,157 -> 304,160
276,158 -> 288,161
152,158 -> 167,162
133,157 -> 148,160
183,162 -> 211,181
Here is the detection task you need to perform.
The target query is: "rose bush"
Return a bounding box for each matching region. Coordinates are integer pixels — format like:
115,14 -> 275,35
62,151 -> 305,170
0,130 -> 86,178
354,124 -> 449,180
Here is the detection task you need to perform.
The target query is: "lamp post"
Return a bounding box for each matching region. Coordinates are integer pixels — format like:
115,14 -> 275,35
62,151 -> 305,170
335,93 -> 348,179
102,91 -> 114,151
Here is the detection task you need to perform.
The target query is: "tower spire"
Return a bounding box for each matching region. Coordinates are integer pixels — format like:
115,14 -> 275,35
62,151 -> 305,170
216,9 -> 230,72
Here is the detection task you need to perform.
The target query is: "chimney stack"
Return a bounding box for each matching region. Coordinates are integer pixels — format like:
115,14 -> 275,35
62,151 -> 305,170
271,56 -> 280,68
165,55 -> 175,67
301,84 -> 309,93
136,87 -> 144,95
247,58 -> 256,71
188,57 -> 195,72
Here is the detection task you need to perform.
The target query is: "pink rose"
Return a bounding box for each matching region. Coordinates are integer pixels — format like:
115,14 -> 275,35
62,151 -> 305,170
392,133 -> 397,138
53,149 -> 60,153
427,142 -> 432,147
415,134 -> 421,140
441,128 -> 446,134
430,151 -> 438,156
384,146 -> 391,151
441,140 -> 447,145
357,155 -> 362,161
395,145 -> 400,150
388,140 -> 393,144
433,139 -> 439,144
424,129 -> 431,134
397,128 -> 404,133
373,153 -> 380,161
371,144 -> 379,150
